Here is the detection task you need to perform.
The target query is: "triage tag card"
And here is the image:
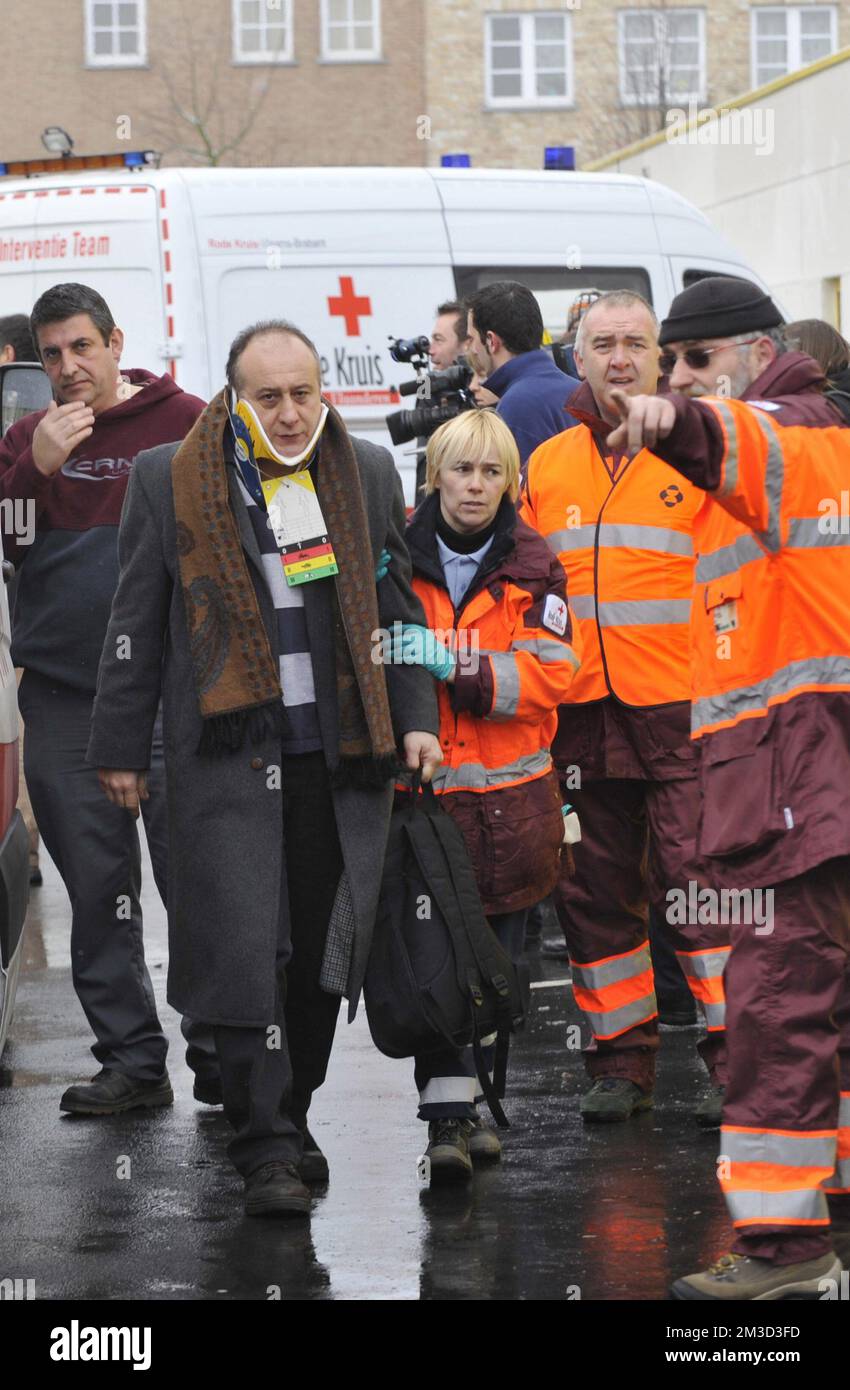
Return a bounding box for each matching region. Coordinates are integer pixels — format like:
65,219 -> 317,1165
262,472 -> 339,586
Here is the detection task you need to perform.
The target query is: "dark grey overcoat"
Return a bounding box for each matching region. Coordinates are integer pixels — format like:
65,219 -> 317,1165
87,437 -> 438,1027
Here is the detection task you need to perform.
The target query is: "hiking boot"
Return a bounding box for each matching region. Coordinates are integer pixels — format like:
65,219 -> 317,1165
193,1076 -> 223,1106
425,1119 -> 473,1182
580,1078 -> 653,1123
694,1084 -> 724,1129
467,1113 -> 502,1163
671,1250 -> 842,1301
299,1129 -> 329,1184
60,1068 -> 173,1116
244,1161 -> 311,1218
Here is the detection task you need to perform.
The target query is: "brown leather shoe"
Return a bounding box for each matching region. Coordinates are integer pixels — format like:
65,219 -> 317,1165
244,1161 -> 311,1218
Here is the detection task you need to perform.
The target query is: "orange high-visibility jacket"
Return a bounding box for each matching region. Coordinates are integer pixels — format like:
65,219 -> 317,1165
522,415 -> 703,706
684,397 -> 850,738
405,508 -> 582,795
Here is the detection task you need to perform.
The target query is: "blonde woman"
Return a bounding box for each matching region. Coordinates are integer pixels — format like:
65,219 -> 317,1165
394,410 -> 581,1179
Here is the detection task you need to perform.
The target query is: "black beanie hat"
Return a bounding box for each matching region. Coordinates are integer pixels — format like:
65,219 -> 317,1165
659,276 -> 783,346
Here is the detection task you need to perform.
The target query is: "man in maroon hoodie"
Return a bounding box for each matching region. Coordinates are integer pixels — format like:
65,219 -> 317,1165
0,282 -> 206,1116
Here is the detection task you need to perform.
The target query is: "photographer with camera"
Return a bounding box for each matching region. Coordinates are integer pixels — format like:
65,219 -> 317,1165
429,301 -> 470,372
467,281 -> 580,470
386,333 -> 476,501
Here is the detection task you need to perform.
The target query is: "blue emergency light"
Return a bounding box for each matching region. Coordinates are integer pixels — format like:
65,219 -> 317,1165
441,154 -> 471,168
545,146 -> 576,171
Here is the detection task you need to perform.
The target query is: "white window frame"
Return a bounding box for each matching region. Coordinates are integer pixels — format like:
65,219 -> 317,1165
232,0 -> 295,65
617,7 -> 706,107
484,10 -> 574,110
749,5 -> 837,89
84,0 -> 148,68
320,0 -> 382,64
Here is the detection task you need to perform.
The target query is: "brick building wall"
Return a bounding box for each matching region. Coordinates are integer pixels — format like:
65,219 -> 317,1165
423,0 -> 850,169
0,0 -> 427,169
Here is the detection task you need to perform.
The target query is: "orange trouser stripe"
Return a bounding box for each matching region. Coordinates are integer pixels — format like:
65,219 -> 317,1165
572,967 -> 656,1018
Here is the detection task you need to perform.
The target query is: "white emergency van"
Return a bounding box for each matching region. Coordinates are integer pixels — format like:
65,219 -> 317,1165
0,163 -> 766,500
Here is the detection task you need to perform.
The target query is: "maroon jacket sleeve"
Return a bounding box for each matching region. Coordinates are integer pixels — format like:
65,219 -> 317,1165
0,413 -> 56,563
651,395 -> 727,491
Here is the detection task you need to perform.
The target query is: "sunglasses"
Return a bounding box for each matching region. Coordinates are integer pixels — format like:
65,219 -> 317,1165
658,338 -> 759,373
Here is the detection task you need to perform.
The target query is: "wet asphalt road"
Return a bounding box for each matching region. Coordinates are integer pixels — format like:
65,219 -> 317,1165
2,844 -> 848,1305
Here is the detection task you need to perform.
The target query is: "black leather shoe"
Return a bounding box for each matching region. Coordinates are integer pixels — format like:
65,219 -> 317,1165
300,1129 -> 329,1184
193,1076 -> 223,1106
244,1161 -> 311,1217
60,1068 -> 173,1115
540,936 -> 570,960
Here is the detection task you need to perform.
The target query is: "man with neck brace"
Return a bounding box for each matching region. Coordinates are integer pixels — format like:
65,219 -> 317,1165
89,320 -> 441,1217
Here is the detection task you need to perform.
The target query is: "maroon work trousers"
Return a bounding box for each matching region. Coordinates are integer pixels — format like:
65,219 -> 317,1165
554,775 -> 727,1091
722,855 -> 850,1264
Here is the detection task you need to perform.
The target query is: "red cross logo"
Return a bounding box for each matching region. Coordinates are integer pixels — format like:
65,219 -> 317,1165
328,275 -> 372,336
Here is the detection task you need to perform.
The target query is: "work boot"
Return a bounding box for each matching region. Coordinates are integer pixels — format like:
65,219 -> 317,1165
580,1077 -> 653,1123
299,1129 -> 329,1184
424,1119 -> 473,1182
467,1113 -> 502,1163
694,1084 -> 725,1129
193,1076 -> 223,1106
244,1161 -> 311,1218
60,1068 -> 173,1116
671,1250 -> 842,1301
540,936 -> 570,961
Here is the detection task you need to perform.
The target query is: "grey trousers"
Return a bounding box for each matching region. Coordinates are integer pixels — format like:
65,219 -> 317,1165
19,670 -> 175,1081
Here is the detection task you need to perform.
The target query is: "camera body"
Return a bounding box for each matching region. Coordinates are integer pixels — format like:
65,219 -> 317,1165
386,335 -> 475,448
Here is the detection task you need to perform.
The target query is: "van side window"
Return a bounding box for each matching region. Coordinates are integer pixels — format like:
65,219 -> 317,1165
455,266 -> 652,343
682,269 -> 751,289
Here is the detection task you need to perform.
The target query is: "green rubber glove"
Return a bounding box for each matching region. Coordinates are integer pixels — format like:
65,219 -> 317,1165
376,549 -> 391,582
390,624 -> 456,681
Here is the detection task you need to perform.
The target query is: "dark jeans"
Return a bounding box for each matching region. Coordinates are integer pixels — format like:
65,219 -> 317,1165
213,752 -> 344,1178
414,908 -> 528,1121
19,671 -> 169,1081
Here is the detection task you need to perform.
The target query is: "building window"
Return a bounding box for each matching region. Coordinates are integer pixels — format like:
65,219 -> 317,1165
618,8 -> 706,106
485,11 -> 573,108
320,0 -> 382,62
85,0 -> 147,67
751,6 -> 837,88
232,0 -> 294,64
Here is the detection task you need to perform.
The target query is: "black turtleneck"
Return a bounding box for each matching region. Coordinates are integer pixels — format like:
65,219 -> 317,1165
435,508 -> 500,555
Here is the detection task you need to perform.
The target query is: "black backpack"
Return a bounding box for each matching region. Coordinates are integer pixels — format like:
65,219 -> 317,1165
364,776 -> 525,1127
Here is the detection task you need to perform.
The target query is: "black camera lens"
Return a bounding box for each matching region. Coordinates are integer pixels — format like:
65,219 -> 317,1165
388,335 -> 431,364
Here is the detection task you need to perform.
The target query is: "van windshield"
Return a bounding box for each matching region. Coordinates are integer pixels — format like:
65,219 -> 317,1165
454,267 -> 652,342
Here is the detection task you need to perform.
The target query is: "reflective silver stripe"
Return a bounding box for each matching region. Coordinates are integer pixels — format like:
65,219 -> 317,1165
419,1077 -> 477,1107
547,523 -> 693,557
581,992 -> 658,1040
570,594 -> 597,619
676,949 -> 730,981
692,655 -> 850,733
751,407 -> 785,553
511,637 -> 580,670
546,525 -> 596,551
703,1002 -> 726,1029
488,652 -> 520,720
722,1129 -> 837,1169
430,749 -> 551,792
695,533 -> 765,582
724,1189 -> 829,1224
824,1158 -> 850,1191
712,399 -> 740,497
839,1094 -> 850,1126
572,943 -> 652,993
788,517 -> 850,549
598,599 -> 691,627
